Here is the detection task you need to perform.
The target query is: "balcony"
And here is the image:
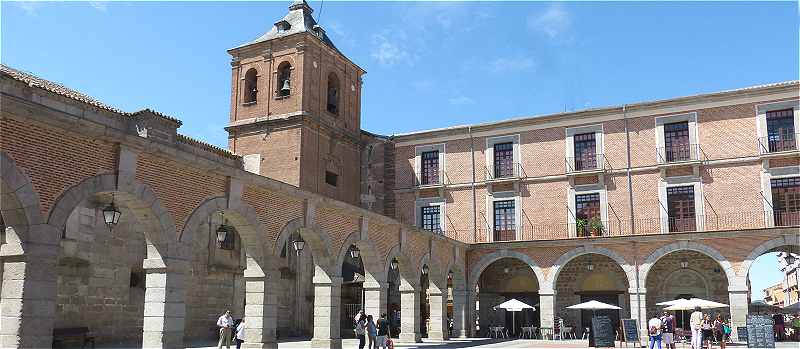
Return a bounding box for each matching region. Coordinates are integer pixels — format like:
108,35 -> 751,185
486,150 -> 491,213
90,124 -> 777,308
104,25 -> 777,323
565,154 -> 610,175
758,133 -> 798,156
485,162 -> 525,182
656,144 -> 707,166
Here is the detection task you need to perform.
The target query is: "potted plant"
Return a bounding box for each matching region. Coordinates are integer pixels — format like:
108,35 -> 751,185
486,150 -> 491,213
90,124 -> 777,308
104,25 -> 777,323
589,217 -> 605,236
576,218 -> 588,237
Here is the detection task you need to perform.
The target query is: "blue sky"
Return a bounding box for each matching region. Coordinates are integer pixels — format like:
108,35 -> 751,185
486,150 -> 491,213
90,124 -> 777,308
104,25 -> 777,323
1,1 -> 796,296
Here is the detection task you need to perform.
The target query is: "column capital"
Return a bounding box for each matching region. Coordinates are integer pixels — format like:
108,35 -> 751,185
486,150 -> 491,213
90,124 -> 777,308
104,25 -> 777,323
363,280 -> 388,290
628,287 -> 646,295
313,276 -> 343,287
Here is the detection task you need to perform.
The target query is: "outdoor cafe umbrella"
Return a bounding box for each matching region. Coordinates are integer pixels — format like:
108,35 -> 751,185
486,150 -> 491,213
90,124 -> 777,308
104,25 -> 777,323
567,301 -> 622,346
663,298 -> 728,311
494,298 -> 535,335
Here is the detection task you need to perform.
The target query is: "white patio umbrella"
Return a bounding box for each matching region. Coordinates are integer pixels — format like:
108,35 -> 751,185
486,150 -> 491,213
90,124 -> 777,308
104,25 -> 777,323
663,298 -> 728,311
494,298 -> 535,335
567,300 -> 623,311
656,299 -> 684,306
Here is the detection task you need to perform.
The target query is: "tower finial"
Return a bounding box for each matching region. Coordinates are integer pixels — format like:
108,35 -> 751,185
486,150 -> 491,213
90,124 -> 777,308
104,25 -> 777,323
289,0 -> 313,13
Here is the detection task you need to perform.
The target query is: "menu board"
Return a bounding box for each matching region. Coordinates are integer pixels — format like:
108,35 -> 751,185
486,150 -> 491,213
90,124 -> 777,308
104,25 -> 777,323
620,319 -> 639,344
746,315 -> 775,348
592,315 -> 616,348
736,326 -> 748,343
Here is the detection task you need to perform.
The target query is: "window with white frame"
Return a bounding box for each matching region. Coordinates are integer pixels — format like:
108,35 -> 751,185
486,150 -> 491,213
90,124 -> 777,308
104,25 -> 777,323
493,200 -> 515,241
421,150 -> 440,185
568,186 -> 608,237
415,144 -> 445,186
655,113 -> 699,164
756,100 -> 799,155
659,179 -> 704,233
771,177 -> 800,226
565,125 -> 604,173
415,200 -> 445,233
486,135 -> 520,179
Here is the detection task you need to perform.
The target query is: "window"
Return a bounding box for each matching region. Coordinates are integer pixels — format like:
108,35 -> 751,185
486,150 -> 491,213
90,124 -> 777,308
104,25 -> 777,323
493,142 -> 514,178
493,200 -> 515,241
327,73 -> 339,114
575,193 -> 601,237
420,206 -> 441,233
771,177 -> 800,226
766,109 -> 796,152
243,69 -> 258,104
667,186 -> 696,232
276,62 -> 292,97
574,133 -> 597,171
664,122 -> 691,162
325,171 -> 338,187
421,150 -> 439,185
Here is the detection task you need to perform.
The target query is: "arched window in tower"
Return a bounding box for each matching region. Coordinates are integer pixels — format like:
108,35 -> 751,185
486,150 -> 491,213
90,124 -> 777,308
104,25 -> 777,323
276,62 -> 292,98
327,72 -> 339,115
243,68 -> 258,104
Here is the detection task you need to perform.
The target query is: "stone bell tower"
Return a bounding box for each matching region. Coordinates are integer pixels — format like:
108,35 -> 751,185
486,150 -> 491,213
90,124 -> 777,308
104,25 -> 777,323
225,0 -> 365,205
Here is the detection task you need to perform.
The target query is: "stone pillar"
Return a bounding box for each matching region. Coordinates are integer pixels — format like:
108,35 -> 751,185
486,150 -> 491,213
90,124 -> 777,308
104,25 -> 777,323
363,281 -> 387,319
0,249 -> 59,349
142,257 -> 187,349
242,267 -> 278,349
477,292 -> 496,336
452,289 -> 468,338
311,277 -> 343,349
629,287 -> 647,346
539,290 -> 556,339
399,284 -> 421,343
427,287 -> 449,341
729,286 -> 749,340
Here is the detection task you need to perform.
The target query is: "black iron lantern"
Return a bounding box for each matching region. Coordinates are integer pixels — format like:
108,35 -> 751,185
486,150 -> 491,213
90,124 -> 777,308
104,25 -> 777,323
349,245 -> 360,259
586,262 -> 594,271
680,259 -> 689,269
292,235 -> 305,255
390,258 -> 399,270
786,253 -> 797,266
448,270 -> 454,280
102,194 -> 122,230
216,213 -> 230,244
422,264 -> 429,275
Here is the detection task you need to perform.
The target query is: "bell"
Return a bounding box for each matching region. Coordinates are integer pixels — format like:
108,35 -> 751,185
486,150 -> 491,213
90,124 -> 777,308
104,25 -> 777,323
281,79 -> 291,93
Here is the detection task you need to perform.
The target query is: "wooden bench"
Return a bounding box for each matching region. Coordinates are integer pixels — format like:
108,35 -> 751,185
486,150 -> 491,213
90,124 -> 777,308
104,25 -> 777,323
52,327 -> 95,348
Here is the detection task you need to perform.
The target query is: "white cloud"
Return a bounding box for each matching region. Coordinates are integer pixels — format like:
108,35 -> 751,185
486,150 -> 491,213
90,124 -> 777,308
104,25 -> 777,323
326,21 -> 355,48
528,3 -> 571,38
89,1 -> 108,12
448,95 -> 475,106
371,34 -> 412,66
489,57 -> 537,73
15,1 -> 43,15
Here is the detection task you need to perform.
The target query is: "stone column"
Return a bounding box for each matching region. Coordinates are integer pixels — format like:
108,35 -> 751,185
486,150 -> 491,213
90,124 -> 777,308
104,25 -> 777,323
0,247 -> 59,349
728,286 -> 749,340
629,287 -> 647,346
477,292 -> 496,336
452,289 -> 468,338
539,290 -> 556,339
363,281 -> 387,319
399,284 -> 421,343
311,277 -> 343,349
142,257 -> 187,349
242,269 -> 278,349
427,288 -> 449,341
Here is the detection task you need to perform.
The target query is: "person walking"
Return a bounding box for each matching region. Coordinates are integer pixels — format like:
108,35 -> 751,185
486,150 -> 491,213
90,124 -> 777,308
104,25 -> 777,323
713,314 -> 725,349
690,307 -> 703,349
217,310 -> 234,349
376,313 -> 392,349
649,313 -> 663,349
367,315 -> 377,349
235,319 -> 245,349
661,311 -> 675,349
356,314 -> 367,349
701,314 -> 713,349
773,313 -> 785,341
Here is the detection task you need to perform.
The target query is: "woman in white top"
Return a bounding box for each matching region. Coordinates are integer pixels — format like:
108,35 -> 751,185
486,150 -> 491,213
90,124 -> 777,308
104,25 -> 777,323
235,319 -> 245,349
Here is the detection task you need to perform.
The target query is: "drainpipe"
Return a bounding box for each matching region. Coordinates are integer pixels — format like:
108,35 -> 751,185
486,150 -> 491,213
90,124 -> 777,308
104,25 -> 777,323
624,105 -> 644,343
469,126 -> 477,243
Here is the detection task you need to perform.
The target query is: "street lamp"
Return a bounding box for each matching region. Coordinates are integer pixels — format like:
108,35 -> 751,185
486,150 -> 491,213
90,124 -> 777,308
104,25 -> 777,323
448,270 -> 454,280
422,264 -> 429,275
350,245 -> 361,259
390,258 -> 399,270
292,235 -> 305,255
680,259 -> 689,269
216,212 -> 230,244
102,194 -> 122,231
586,262 -> 594,271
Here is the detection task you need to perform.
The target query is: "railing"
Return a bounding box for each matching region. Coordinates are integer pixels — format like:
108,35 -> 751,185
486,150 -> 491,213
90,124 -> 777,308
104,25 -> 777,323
441,210 -> 798,244
758,133 -> 798,154
565,154 -> 610,174
485,163 -> 525,180
656,144 -> 705,164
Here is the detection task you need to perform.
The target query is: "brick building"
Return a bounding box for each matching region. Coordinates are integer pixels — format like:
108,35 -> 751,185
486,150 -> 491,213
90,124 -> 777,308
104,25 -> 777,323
1,1 -> 798,348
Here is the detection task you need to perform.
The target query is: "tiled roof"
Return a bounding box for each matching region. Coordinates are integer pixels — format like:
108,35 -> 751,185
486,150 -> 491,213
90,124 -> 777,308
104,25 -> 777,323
231,0 -> 339,53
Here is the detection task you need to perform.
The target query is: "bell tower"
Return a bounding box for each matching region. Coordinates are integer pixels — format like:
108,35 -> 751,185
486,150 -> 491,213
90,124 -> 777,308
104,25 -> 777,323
225,0 -> 365,205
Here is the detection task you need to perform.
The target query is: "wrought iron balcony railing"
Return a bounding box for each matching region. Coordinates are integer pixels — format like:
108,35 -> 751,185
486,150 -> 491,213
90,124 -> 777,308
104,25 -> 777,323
485,162 -> 525,180
565,154 -> 610,174
758,133 -> 798,154
656,144 -> 706,164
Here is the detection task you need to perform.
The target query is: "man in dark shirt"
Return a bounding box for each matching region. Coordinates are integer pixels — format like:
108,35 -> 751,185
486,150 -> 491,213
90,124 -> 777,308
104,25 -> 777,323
773,313 -> 785,341
661,311 -> 675,349
376,313 -> 391,349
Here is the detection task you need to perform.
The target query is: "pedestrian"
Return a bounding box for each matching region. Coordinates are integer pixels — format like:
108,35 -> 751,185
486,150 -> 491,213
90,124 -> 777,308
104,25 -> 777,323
367,315 -> 377,349
773,313 -> 785,341
235,318 -> 245,349
217,310 -> 234,349
792,313 -> 800,341
355,309 -> 365,326
661,311 -> 675,349
713,314 -> 725,349
376,313 -> 392,349
690,307 -> 703,349
701,313 -> 713,349
356,314 -> 367,349
649,313 -> 663,349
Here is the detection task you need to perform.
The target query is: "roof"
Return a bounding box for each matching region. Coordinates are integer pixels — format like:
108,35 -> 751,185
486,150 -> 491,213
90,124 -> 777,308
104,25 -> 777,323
231,0 -> 339,53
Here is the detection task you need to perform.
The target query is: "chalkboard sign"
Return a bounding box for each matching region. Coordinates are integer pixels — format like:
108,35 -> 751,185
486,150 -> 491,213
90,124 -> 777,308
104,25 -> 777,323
736,326 -> 748,343
746,315 -> 775,348
620,319 -> 639,344
592,315 -> 616,348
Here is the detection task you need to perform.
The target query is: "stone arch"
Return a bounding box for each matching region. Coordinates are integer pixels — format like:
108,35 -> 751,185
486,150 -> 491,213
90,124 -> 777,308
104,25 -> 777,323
273,217 -> 334,274
641,241 -> 735,287
740,235 -> 800,278
180,196 -> 266,260
468,250 -> 547,292
444,259 -> 467,292
384,244 -> 416,286
661,268 -> 711,299
335,231 -> 383,282
547,245 -> 636,291
0,151 -> 45,247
